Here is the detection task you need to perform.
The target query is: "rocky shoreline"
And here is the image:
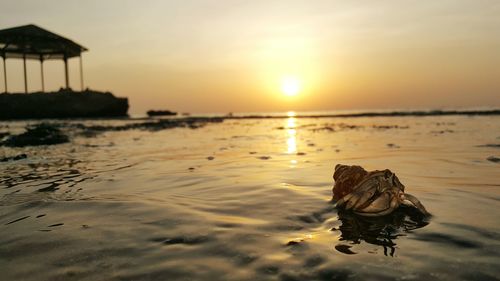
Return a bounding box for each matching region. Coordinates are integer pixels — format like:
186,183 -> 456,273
0,117 -> 225,147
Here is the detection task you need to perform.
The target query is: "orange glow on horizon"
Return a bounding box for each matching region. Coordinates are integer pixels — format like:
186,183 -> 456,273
1,1 -> 498,113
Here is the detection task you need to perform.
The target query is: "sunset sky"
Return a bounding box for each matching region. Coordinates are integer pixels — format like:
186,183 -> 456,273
1,0 -> 499,114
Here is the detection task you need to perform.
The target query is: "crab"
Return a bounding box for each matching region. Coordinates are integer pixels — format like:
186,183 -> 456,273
332,164 -> 429,217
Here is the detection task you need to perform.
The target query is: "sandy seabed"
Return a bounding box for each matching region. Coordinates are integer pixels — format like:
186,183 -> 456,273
1,115 -> 499,281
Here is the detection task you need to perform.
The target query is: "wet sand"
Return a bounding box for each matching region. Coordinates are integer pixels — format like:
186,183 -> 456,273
1,114 -> 499,280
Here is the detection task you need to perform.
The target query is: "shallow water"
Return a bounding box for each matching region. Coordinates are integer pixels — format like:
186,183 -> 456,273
1,115 -> 499,281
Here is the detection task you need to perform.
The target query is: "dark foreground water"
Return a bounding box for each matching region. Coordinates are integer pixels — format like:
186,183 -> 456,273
1,115 -> 499,281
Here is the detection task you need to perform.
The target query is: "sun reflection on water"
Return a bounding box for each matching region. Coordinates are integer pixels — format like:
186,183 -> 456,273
286,114 -> 297,154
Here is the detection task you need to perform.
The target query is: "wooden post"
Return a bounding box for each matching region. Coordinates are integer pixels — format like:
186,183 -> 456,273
2,56 -> 6,93
40,58 -> 45,92
64,57 -> 69,89
23,54 -> 28,93
79,54 -> 84,91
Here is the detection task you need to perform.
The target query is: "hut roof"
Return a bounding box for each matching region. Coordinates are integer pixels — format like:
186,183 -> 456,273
0,24 -> 87,60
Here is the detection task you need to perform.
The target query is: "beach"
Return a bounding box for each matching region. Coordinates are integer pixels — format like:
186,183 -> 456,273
1,114 -> 499,281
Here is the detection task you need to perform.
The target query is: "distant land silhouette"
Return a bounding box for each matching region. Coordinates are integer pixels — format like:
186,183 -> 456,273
223,109 -> 500,119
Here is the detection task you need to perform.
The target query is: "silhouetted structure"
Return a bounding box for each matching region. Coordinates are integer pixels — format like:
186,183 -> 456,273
0,24 -> 87,93
0,25 -> 128,119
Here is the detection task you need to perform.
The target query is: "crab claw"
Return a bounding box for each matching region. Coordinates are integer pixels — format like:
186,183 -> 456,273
402,193 -> 430,216
354,191 -> 400,217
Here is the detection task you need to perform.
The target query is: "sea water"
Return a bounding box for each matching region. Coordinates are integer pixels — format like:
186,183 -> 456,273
1,115 -> 499,280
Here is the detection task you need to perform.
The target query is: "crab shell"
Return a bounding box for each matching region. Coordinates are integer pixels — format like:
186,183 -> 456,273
333,164 -> 429,217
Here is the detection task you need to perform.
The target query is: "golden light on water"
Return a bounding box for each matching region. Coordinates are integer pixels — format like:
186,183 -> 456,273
286,116 -> 297,154
287,132 -> 297,154
281,76 -> 301,97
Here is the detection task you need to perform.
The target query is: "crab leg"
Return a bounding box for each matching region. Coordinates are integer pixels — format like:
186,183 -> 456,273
402,193 -> 430,216
336,179 -> 378,210
348,185 -> 377,210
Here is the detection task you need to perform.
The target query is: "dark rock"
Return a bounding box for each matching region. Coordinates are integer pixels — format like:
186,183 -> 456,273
387,143 -> 401,148
74,117 -> 224,132
2,123 -> 69,147
477,144 -> 500,148
286,240 -> 304,246
373,125 -> 409,129
0,153 -> 27,162
0,89 -> 128,119
487,156 -> 500,163
430,129 -> 454,134
257,156 -> 271,160
147,109 -> 177,117
311,126 -> 334,132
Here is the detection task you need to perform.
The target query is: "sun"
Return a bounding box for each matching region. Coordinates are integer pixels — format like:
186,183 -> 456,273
281,76 -> 301,97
